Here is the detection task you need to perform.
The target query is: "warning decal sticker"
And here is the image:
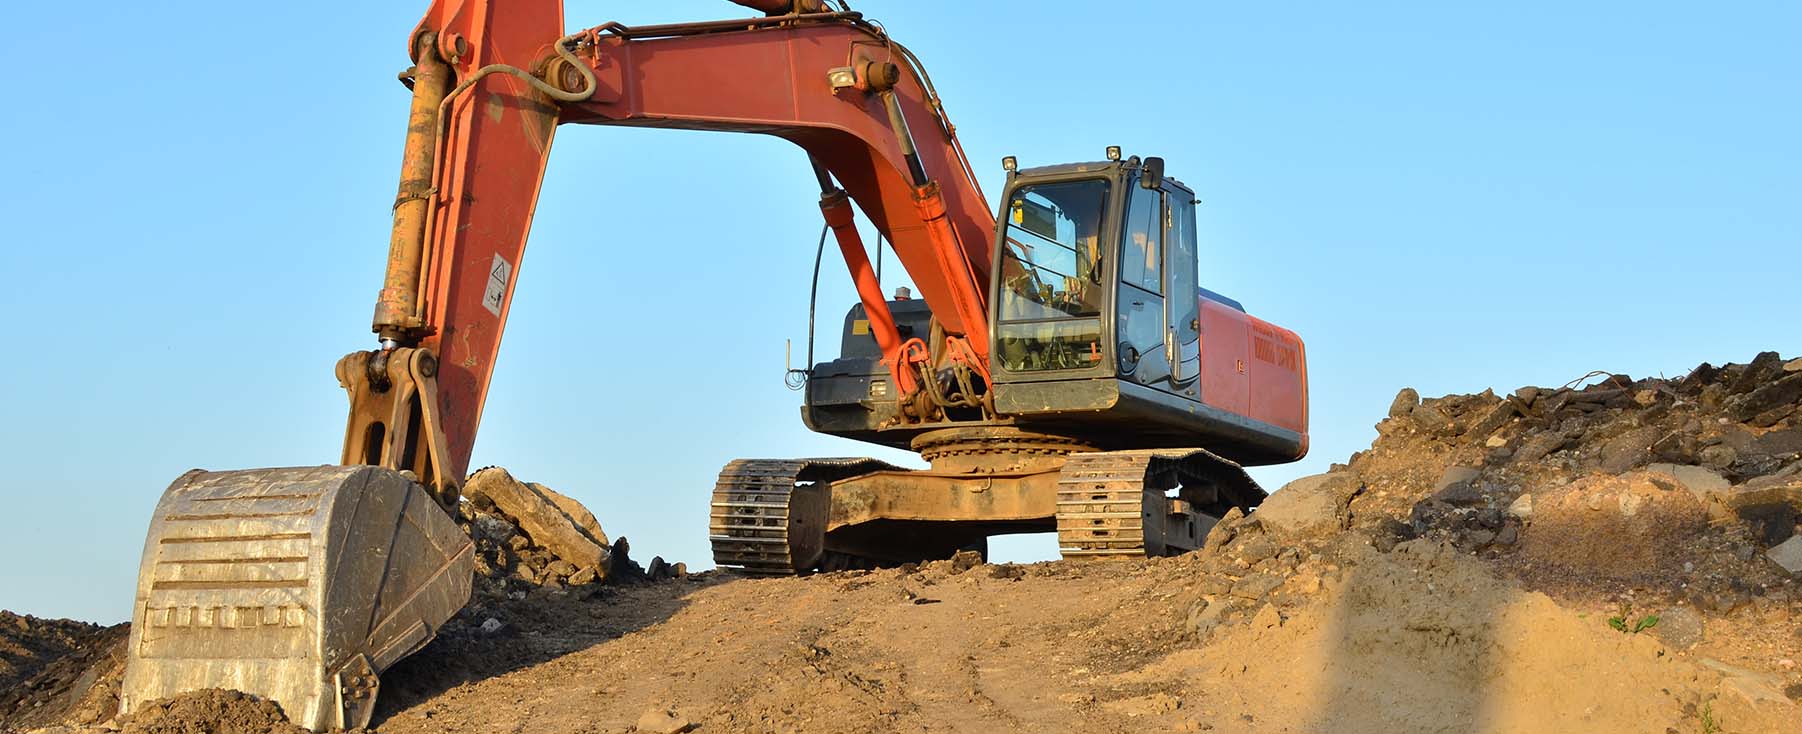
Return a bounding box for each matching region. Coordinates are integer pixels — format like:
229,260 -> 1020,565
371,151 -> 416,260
482,255 -> 512,317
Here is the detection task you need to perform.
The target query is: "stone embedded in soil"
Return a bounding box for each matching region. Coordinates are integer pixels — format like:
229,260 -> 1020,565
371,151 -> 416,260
1465,400 -> 1519,439
1598,426 -> 1664,474
1512,432 -> 1570,464
1506,494 -> 1533,521
1432,477 -> 1487,508
1389,387 -> 1420,417
1731,372 -> 1802,422
947,549 -> 983,574
1256,471 -> 1361,539
1649,605 -> 1705,649
635,707 -> 696,734
1411,404 -> 1454,435
1229,573 -> 1283,600
1767,535 -> 1802,577
1644,463 -> 1730,502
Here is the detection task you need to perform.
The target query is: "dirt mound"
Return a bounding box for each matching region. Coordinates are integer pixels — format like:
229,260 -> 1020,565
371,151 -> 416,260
0,619 -> 125,731
8,354 -> 1802,733
1343,354 -> 1802,598
361,536 -> 1795,733
1158,539 -> 1794,733
0,613 -> 103,693
114,689 -> 309,734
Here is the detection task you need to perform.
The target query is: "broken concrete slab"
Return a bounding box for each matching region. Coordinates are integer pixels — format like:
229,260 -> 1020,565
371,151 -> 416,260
526,481 -> 610,548
1645,463 -> 1731,502
466,468 -> 611,577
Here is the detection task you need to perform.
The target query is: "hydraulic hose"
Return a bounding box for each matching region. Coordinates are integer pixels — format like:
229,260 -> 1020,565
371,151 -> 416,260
409,34 -> 600,330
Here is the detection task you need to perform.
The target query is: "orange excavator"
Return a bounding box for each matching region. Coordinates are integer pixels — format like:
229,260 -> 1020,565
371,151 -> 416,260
119,0 -> 1309,729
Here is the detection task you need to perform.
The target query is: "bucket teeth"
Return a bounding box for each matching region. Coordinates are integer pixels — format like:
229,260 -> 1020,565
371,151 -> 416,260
121,466 -> 473,732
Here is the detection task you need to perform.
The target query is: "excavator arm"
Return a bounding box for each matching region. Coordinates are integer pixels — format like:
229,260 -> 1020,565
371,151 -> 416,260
350,0 -> 1000,501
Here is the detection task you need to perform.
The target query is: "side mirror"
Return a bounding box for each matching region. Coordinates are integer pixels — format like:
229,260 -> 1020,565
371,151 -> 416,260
1139,156 -> 1165,189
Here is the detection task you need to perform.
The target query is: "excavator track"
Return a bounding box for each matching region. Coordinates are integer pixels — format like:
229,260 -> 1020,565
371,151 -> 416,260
1055,449 -> 1265,560
709,457 -> 901,575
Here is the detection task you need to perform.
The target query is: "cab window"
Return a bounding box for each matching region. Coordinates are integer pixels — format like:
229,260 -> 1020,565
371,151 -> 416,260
995,179 -> 1109,372
1121,184 -> 1161,294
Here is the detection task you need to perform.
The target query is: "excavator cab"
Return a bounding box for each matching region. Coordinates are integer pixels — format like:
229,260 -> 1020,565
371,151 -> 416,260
987,156 -> 1306,464
804,155 -> 1307,467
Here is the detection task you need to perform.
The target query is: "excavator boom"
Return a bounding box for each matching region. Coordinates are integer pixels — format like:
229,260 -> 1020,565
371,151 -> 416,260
362,0 -> 1000,496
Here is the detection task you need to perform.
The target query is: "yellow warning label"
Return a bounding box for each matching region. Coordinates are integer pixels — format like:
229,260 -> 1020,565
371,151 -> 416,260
852,319 -> 870,335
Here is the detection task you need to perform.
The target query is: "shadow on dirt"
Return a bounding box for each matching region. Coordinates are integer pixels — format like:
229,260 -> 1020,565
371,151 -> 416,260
373,574 -> 721,727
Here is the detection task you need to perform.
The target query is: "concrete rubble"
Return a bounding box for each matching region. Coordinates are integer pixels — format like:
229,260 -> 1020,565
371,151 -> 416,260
461,467 -> 685,602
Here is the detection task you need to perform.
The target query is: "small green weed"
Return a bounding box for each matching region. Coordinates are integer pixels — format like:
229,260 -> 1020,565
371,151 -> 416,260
1606,603 -> 1659,634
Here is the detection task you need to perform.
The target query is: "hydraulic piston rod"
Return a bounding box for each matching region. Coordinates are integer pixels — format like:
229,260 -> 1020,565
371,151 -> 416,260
373,33 -> 451,345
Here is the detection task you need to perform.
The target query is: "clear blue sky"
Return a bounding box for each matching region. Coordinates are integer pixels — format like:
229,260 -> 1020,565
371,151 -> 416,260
1,1 -> 1796,622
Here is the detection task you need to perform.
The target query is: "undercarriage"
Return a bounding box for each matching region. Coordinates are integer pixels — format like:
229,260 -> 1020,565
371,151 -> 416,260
709,427 -> 1268,573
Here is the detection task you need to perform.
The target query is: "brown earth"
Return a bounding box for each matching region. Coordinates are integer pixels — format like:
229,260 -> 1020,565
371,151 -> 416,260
0,614 -> 102,694
6,352 -> 1802,733
114,689 -> 310,734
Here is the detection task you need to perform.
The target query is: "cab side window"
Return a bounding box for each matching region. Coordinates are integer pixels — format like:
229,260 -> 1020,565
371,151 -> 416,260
1121,186 -> 1161,294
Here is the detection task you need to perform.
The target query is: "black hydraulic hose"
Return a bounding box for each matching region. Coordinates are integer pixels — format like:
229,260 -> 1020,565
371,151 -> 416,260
788,223 -> 830,390
806,222 -> 827,370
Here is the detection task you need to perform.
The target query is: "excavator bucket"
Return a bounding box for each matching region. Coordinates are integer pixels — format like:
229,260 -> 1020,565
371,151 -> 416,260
118,465 -> 473,731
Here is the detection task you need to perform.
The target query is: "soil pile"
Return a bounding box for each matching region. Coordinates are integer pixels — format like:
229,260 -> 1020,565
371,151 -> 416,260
1321,353 -> 1802,682
358,541 -> 1797,733
114,689 -> 310,734
0,614 -> 102,694
5,352 -> 1802,733
0,617 -> 125,732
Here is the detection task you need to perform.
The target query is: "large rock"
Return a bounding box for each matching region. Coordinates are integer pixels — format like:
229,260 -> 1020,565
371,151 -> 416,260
1411,404 -> 1454,435
526,480 -> 610,547
1731,372 -> 1802,422
1388,388 -> 1420,418
1597,426 -> 1663,474
1256,471 -> 1363,540
1513,432 -> 1571,464
1729,351 -> 1784,394
1464,401 -> 1518,440
466,468 -> 611,576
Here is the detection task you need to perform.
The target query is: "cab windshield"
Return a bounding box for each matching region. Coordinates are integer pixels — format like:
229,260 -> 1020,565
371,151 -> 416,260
996,179 -> 1110,371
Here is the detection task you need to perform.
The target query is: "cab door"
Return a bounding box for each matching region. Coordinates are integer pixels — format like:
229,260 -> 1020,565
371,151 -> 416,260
1117,181 -> 1171,387
1165,192 -> 1202,400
